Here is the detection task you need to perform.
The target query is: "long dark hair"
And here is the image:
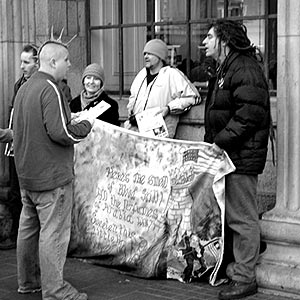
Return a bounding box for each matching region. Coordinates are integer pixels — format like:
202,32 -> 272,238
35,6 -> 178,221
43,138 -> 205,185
211,19 -> 263,62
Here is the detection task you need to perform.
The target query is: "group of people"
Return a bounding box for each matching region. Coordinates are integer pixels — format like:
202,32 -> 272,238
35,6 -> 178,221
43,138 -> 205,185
0,19 -> 270,300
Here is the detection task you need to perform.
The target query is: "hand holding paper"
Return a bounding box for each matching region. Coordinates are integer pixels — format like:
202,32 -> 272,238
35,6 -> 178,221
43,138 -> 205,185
71,101 -> 111,126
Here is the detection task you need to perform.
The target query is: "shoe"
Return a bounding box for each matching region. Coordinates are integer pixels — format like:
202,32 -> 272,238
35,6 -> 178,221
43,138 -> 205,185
225,262 -> 234,280
73,292 -> 88,300
18,287 -> 42,294
0,237 -> 16,250
218,280 -> 257,300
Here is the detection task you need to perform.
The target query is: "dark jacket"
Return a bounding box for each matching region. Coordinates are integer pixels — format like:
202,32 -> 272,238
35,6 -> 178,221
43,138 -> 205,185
11,75 -> 27,110
70,91 -> 120,126
204,52 -> 270,174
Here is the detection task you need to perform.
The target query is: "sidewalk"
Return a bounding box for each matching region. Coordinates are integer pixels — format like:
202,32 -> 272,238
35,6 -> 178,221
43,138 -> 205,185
0,248 -> 293,300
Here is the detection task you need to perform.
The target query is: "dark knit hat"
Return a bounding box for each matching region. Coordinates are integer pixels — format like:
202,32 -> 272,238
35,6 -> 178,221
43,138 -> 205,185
81,63 -> 105,84
143,39 -> 168,62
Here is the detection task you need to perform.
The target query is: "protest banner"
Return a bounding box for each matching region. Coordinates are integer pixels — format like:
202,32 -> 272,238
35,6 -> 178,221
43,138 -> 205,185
69,120 -> 235,285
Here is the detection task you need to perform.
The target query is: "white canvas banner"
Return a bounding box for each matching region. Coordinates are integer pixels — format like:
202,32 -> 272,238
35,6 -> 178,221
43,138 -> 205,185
69,120 -> 235,285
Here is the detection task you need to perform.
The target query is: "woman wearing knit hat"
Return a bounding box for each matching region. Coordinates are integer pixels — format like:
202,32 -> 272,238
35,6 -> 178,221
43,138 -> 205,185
70,63 -> 120,126
125,39 -> 200,138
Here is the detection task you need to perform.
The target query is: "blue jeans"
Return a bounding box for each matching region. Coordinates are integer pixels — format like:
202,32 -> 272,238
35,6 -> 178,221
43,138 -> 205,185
17,182 -> 81,299
225,173 -> 260,283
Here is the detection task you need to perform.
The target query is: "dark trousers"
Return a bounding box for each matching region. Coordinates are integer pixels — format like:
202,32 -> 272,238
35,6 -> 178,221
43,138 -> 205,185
5,157 -> 22,238
223,173 -> 260,283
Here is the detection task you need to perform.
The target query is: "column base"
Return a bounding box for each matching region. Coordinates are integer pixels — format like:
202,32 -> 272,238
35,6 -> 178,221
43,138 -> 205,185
256,261 -> 300,299
257,213 -> 300,298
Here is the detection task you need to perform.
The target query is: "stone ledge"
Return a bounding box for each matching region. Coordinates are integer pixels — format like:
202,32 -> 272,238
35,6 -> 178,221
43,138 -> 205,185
256,262 -> 300,298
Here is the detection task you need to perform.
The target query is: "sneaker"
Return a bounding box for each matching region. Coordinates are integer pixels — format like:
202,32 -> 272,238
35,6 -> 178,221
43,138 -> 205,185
73,292 -> 88,300
0,237 -> 16,250
18,287 -> 42,294
218,280 -> 257,300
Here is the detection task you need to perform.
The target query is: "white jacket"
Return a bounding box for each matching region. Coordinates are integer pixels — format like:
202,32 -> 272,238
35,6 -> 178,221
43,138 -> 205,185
125,66 -> 200,138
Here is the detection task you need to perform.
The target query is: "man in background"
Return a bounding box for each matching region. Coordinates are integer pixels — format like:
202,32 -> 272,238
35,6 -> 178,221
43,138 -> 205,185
0,44 -> 38,250
125,38 -> 200,138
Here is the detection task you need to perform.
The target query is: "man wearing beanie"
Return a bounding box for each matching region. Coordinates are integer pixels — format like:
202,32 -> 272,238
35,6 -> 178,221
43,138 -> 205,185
125,38 -> 200,138
70,63 -> 120,126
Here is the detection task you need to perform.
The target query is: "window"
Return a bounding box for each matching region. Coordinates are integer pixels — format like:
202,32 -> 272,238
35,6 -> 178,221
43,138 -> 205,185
89,0 -> 277,96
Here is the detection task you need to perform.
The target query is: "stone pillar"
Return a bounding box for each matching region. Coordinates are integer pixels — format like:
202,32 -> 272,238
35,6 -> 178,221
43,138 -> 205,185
256,0 -> 300,297
0,1 -> 13,185
0,0 -> 86,187
0,0 -> 40,237
0,0 -> 87,239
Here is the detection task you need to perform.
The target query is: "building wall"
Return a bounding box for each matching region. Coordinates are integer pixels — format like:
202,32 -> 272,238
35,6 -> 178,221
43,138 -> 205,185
0,0 -> 87,199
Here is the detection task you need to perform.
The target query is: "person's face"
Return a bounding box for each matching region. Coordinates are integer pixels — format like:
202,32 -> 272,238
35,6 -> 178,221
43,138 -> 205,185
144,52 -> 162,70
20,51 -> 38,79
203,27 -> 220,61
83,75 -> 102,95
55,48 -> 71,81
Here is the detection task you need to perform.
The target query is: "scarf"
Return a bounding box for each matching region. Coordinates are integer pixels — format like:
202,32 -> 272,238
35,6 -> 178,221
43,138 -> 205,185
80,87 -> 104,110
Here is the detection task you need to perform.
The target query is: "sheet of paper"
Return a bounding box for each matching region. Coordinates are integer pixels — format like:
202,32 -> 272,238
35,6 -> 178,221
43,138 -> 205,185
75,101 -> 111,122
4,142 -> 14,156
135,107 -> 169,138
5,108 -> 14,156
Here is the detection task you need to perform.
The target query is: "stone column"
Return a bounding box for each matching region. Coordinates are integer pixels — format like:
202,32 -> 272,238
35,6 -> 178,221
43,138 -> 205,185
256,0 -> 300,297
0,0 -> 25,188
0,0 -> 40,237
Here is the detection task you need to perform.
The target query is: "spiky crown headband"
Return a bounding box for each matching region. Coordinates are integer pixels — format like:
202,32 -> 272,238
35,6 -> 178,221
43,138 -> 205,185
37,26 -> 77,56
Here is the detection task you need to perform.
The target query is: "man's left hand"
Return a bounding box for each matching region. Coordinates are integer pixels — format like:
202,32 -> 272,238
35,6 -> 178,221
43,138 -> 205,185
155,106 -> 170,118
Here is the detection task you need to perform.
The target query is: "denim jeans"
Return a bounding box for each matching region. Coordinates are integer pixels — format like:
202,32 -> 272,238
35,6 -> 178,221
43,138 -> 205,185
17,182 -> 82,299
224,173 -> 260,283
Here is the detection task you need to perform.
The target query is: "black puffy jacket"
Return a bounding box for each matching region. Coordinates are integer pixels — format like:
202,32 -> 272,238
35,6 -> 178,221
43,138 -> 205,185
204,51 -> 270,174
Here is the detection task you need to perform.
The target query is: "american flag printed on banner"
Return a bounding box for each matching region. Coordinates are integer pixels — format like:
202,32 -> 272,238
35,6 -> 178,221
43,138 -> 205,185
183,149 -> 199,163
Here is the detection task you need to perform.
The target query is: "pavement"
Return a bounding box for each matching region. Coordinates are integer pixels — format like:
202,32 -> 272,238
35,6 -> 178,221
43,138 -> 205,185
0,248 -> 294,300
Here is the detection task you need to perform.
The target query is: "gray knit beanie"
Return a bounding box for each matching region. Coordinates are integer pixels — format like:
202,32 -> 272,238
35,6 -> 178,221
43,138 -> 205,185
81,63 -> 105,84
143,39 -> 168,62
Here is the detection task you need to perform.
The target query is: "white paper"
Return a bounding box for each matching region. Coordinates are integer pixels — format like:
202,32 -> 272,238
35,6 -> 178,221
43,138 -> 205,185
74,101 -> 111,122
5,108 -> 14,156
135,107 -> 168,138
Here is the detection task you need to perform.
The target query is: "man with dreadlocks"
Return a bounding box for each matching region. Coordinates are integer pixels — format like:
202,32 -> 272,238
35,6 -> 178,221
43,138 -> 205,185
202,20 -> 270,299
13,31 -> 94,300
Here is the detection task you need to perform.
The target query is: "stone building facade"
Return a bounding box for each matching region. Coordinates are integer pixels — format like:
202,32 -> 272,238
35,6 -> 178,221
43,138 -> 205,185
0,0 -> 299,297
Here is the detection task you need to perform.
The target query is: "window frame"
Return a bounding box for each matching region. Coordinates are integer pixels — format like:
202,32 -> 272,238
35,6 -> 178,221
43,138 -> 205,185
86,0 -> 277,97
